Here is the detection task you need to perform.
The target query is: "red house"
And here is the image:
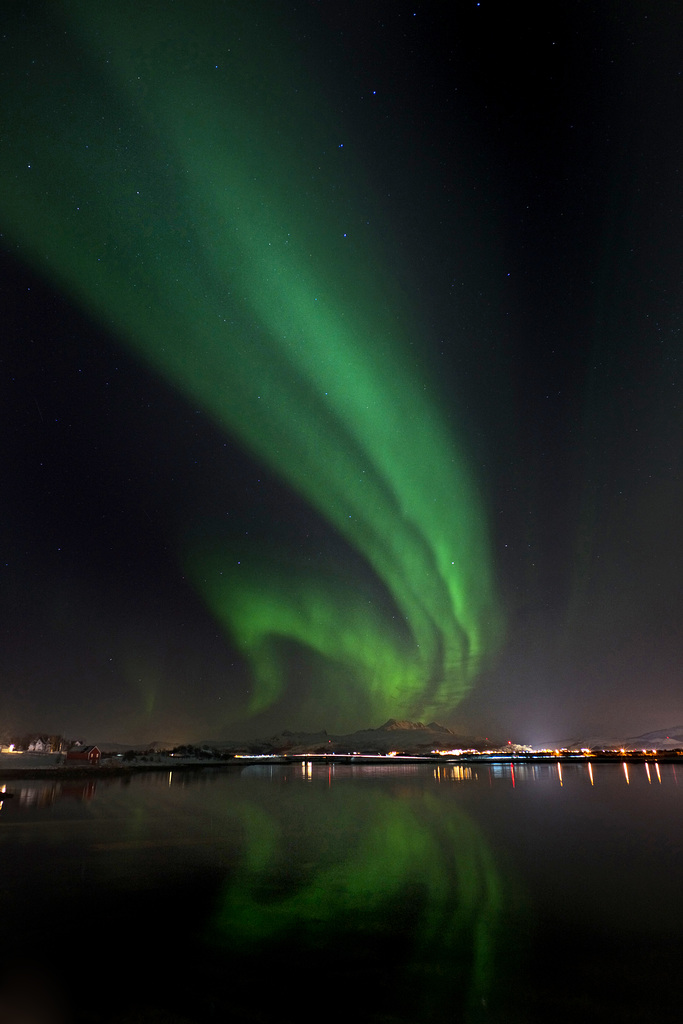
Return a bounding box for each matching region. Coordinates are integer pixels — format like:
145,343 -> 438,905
66,745 -> 101,765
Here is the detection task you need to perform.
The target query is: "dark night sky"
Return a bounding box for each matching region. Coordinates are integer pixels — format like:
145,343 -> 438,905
1,0 -> 682,744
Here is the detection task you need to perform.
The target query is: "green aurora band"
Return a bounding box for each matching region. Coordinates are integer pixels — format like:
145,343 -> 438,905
1,1 -> 503,724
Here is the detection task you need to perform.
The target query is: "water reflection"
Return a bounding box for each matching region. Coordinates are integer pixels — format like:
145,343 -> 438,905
435,758 -> 683,790
0,779 -> 96,809
2,758 -> 682,813
0,763 -> 682,1020
208,771 -> 521,1022
433,763 -> 473,782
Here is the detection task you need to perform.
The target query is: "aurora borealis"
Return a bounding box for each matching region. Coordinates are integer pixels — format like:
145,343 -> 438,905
2,0 -> 683,742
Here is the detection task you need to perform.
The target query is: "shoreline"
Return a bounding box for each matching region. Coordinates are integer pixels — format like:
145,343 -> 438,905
0,760 -> 240,780
1,749 -> 683,781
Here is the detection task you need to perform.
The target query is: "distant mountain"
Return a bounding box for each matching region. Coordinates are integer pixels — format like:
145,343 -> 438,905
92,739 -> 181,753
628,726 -> 683,747
99,723 -> 683,755
200,720 -> 494,755
379,719 -> 454,733
543,726 -> 683,751
92,741 -> 137,753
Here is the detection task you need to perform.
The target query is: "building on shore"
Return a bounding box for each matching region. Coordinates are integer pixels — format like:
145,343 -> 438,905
66,745 -> 101,765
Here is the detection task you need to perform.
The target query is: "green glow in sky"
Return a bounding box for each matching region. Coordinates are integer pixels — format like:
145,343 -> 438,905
1,1 -> 503,725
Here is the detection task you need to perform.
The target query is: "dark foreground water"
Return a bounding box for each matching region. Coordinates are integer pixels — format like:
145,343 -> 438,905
0,760 -> 681,1023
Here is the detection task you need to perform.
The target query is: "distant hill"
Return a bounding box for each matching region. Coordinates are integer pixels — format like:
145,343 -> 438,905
628,726 -> 683,748
86,722 -> 683,755
91,739 -> 180,753
379,718 -> 454,733
543,726 -> 683,751
200,720 -> 495,755
95,723 -> 683,756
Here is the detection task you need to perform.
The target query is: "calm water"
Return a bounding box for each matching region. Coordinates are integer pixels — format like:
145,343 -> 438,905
0,760 -> 681,1023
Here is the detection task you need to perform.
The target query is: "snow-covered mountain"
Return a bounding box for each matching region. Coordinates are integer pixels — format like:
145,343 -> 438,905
202,720 -> 493,754
542,726 -> 683,751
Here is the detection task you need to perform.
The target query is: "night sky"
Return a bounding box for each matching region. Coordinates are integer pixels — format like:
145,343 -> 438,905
2,0 -> 682,744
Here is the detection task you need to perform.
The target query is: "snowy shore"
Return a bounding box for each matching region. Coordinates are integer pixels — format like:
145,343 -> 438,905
0,751 -> 237,778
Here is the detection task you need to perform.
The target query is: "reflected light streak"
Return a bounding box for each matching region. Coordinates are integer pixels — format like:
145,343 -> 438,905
623,762 -> 630,785
434,764 -> 474,783
587,762 -> 594,786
